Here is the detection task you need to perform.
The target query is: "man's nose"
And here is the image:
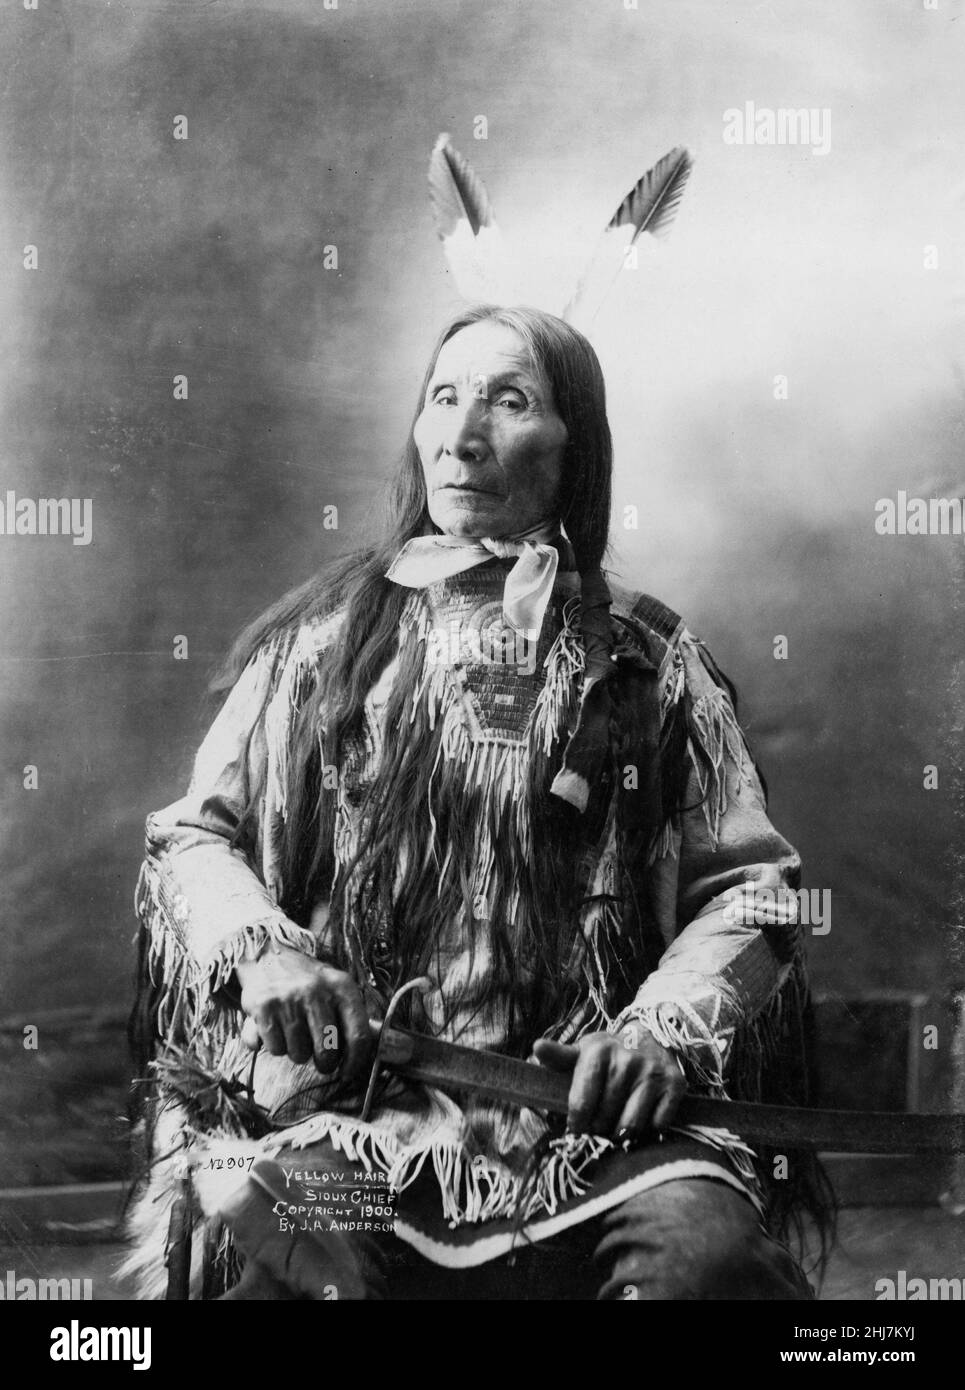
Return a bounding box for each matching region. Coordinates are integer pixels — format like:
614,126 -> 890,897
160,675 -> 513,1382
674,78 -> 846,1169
443,399 -> 489,461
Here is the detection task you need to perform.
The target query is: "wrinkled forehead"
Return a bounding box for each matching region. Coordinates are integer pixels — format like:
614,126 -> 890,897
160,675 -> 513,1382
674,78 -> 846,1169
429,321 -> 549,390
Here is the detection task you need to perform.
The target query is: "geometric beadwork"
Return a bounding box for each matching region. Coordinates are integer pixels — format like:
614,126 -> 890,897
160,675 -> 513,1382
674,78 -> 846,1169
424,563 -> 568,741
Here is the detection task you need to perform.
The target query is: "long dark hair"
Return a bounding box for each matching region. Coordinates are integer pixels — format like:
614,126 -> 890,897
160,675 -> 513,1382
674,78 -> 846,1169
216,305 -> 613,932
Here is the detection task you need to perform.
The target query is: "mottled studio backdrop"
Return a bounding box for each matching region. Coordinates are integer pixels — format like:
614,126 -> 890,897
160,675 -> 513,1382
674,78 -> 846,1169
0,0 -> 963,1139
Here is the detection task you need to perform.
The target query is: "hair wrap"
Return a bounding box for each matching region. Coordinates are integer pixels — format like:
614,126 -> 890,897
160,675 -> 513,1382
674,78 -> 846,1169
550,566 -> 615,813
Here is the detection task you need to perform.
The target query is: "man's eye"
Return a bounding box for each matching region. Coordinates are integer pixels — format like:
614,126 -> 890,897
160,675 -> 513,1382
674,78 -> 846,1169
495,393 -> 525,411
433,390 -> 457,406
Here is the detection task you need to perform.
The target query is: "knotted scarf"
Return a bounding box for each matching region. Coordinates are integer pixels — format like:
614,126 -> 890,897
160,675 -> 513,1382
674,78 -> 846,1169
385,521 -> 563,640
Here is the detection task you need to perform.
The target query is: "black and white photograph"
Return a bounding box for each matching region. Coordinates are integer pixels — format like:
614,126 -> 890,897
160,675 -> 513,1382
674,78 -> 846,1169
0,0 -> 963,1339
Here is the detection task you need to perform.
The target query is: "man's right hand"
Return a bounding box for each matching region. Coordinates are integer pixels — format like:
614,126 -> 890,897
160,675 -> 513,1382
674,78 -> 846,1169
236,945 -> 372,1085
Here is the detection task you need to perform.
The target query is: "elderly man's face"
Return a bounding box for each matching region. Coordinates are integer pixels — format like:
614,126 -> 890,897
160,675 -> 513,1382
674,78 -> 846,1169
414,322 -> 568,538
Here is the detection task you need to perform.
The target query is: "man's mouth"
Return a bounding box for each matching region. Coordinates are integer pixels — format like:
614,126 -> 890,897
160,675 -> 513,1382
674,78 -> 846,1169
440,483 -> 499,496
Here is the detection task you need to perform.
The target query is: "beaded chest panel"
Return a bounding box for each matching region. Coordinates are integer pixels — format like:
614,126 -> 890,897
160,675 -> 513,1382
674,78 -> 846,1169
423,565 -> 575,742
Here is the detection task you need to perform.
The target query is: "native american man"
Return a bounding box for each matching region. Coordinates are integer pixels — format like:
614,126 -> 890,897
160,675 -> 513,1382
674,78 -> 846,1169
125,305 -> 821,1300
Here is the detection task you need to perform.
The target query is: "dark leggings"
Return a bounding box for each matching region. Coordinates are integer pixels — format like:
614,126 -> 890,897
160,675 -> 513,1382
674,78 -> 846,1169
220,1175 -> 813,1301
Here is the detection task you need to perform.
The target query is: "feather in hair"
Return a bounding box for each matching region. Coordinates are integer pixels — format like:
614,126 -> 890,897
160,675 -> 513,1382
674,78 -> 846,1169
563,145 -> 694,332
428,133 -> 515,304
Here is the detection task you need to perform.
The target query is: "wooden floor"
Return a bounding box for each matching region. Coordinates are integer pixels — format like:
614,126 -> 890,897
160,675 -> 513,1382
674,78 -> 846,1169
1,1207 -> 962,1300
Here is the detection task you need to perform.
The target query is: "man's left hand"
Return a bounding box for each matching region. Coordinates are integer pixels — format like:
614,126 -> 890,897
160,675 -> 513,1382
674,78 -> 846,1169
533,1024 -> 686,1141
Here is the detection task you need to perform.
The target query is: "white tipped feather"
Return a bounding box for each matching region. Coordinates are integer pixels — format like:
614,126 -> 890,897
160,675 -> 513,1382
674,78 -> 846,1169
563,145 -> 694,332
428,133 -> 514,304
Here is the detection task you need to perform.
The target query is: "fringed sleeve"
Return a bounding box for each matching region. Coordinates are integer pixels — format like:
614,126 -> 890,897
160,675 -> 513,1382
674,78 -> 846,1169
135,641 -> 318,1053
612,631 -> 803,1093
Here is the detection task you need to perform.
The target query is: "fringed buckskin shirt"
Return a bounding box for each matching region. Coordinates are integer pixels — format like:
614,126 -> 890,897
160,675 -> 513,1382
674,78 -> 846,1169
126,562 -> 805,1294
